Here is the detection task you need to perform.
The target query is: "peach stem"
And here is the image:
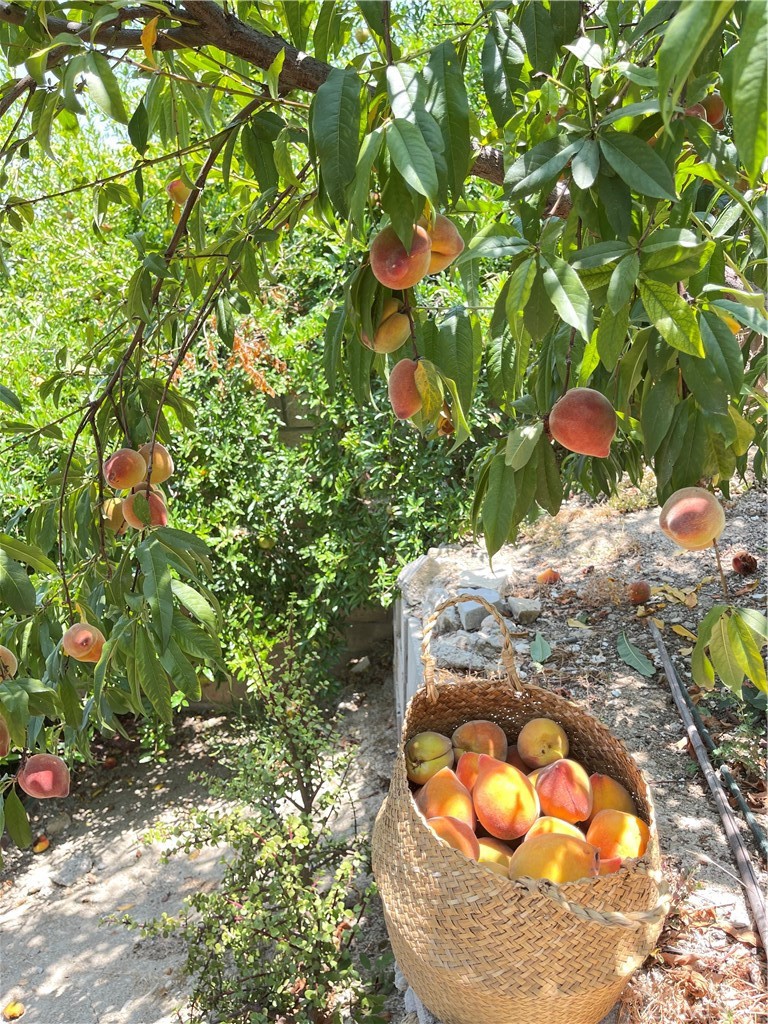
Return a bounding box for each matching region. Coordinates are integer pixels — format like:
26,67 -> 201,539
712,539 -> 728,597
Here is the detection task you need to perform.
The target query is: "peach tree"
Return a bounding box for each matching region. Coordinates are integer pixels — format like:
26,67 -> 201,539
0,1 -> 766,845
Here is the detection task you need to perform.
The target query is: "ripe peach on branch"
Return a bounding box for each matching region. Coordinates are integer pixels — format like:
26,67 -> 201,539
547,388 -> 617,458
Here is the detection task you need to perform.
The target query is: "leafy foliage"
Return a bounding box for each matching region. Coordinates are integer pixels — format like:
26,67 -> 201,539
0,0 -> 766,843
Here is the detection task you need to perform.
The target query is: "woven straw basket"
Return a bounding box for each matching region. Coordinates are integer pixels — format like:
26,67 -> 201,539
372,595 -> 669,1024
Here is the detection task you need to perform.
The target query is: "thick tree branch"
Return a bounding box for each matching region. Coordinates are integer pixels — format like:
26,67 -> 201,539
0,0 -> 506,186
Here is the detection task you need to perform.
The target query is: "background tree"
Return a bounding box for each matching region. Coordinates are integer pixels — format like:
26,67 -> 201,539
0,1 -> 766,842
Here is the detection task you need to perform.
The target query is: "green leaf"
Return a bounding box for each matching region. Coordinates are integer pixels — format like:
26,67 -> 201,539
617,632 -> 655,677
0,535 -> 57,575
657,0 -> 735,127
170,580 -> 219,632
728,613 -> 768,693
137,537 -> 174,652
639,280 -> 704,356
599,132 -> 677,200
709,615 -> 744,695
414,359 -> 444,424
535,435 -> 563,516
386,119 -> 438,206
711,300 -> 768,338
423,307 -> 481,418
83,52 -> 129,124
135,627 -> 173,724
541,255 -> 593,340
530,632 -> 552,663
678,352 -> 728,414
505,422 -> 543,469
691,638 -> 716,689
128,100 -> 149,155
159,638 -> 202,700
454,224 -> 528,266
596,303 -> 630,371
727,406 -> 756,456
0,552 -> 36,616
0,384 -> 22,412
425,42 -> 471,201
311,68 -> 363,218
607,253 -> 640,314
642,368 -> 679,459
481,13 -> 525,128
348,128 -> 383,230
482,452 -> 517,560
571,138 -> 600,190
733,607 -> 768,643
4,789 -> 32,850
504,138 -> 581,198
323,306 -> 347,393
172,612 -> 222,663
505,257 -> 537,342
721,0 -> 768,184
519,0 -> 555,73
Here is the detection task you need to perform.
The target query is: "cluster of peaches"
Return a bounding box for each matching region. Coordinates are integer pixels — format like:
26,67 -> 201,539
366,214 -> 464,421
406,716 -> 649,884
101,440 -> 174,534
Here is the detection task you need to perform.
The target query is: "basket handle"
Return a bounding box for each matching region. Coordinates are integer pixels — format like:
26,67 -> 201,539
514,869 -> 670,929
421,593 -> 524,701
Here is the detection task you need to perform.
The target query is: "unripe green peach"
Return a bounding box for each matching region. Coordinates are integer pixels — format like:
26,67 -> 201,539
62,622 -> 105,663
405,731 -> 454,784
103,448 -> 147,490
137,441 -> 174,484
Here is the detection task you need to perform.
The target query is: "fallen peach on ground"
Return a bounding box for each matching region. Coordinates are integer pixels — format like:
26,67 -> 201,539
415,766 -> 475,829
508,832 -> 601,884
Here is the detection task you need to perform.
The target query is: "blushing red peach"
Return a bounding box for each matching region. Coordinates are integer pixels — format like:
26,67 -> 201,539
477,836 -> 516,876
62,623 -> 105,664
455,751 -> 482,792
388,358 -> 422,420
535,758 -> 593,824
103,448 -> 147,489
524,816 -> 586,842
17,753 -> 71,798
548,388 -> 617,458
506,745 -> 529,772
0,644 -> 18,679
122,490 -> 168,530
424,214 -> 464,274
137,441 -> 174,484
370,224 -> 432,290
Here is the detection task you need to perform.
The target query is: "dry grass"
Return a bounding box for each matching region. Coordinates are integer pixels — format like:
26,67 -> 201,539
619,871 -> 767,1024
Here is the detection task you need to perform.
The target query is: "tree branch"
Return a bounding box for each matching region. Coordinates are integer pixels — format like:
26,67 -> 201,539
0,0 -> 506,186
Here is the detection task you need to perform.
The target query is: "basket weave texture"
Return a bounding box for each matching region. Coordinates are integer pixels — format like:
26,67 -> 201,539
372,596 -> 668,1024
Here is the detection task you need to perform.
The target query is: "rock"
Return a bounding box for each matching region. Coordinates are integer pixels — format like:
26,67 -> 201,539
506,597 -> 542,623
45,810 -> 72,836
474,614 -> 518,660
422,587 -> 462,636
50,850 -> 94,887
456,587 -> 504,630
430,633 -> 496,674
350,656 -> 370,675
456,569 -> 510,592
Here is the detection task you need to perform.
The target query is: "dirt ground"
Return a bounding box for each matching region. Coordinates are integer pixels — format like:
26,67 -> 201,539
1,481 -> 766,1024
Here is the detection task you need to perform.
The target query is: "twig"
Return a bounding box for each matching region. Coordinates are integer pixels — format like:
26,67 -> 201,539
648,621 -> 767,949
